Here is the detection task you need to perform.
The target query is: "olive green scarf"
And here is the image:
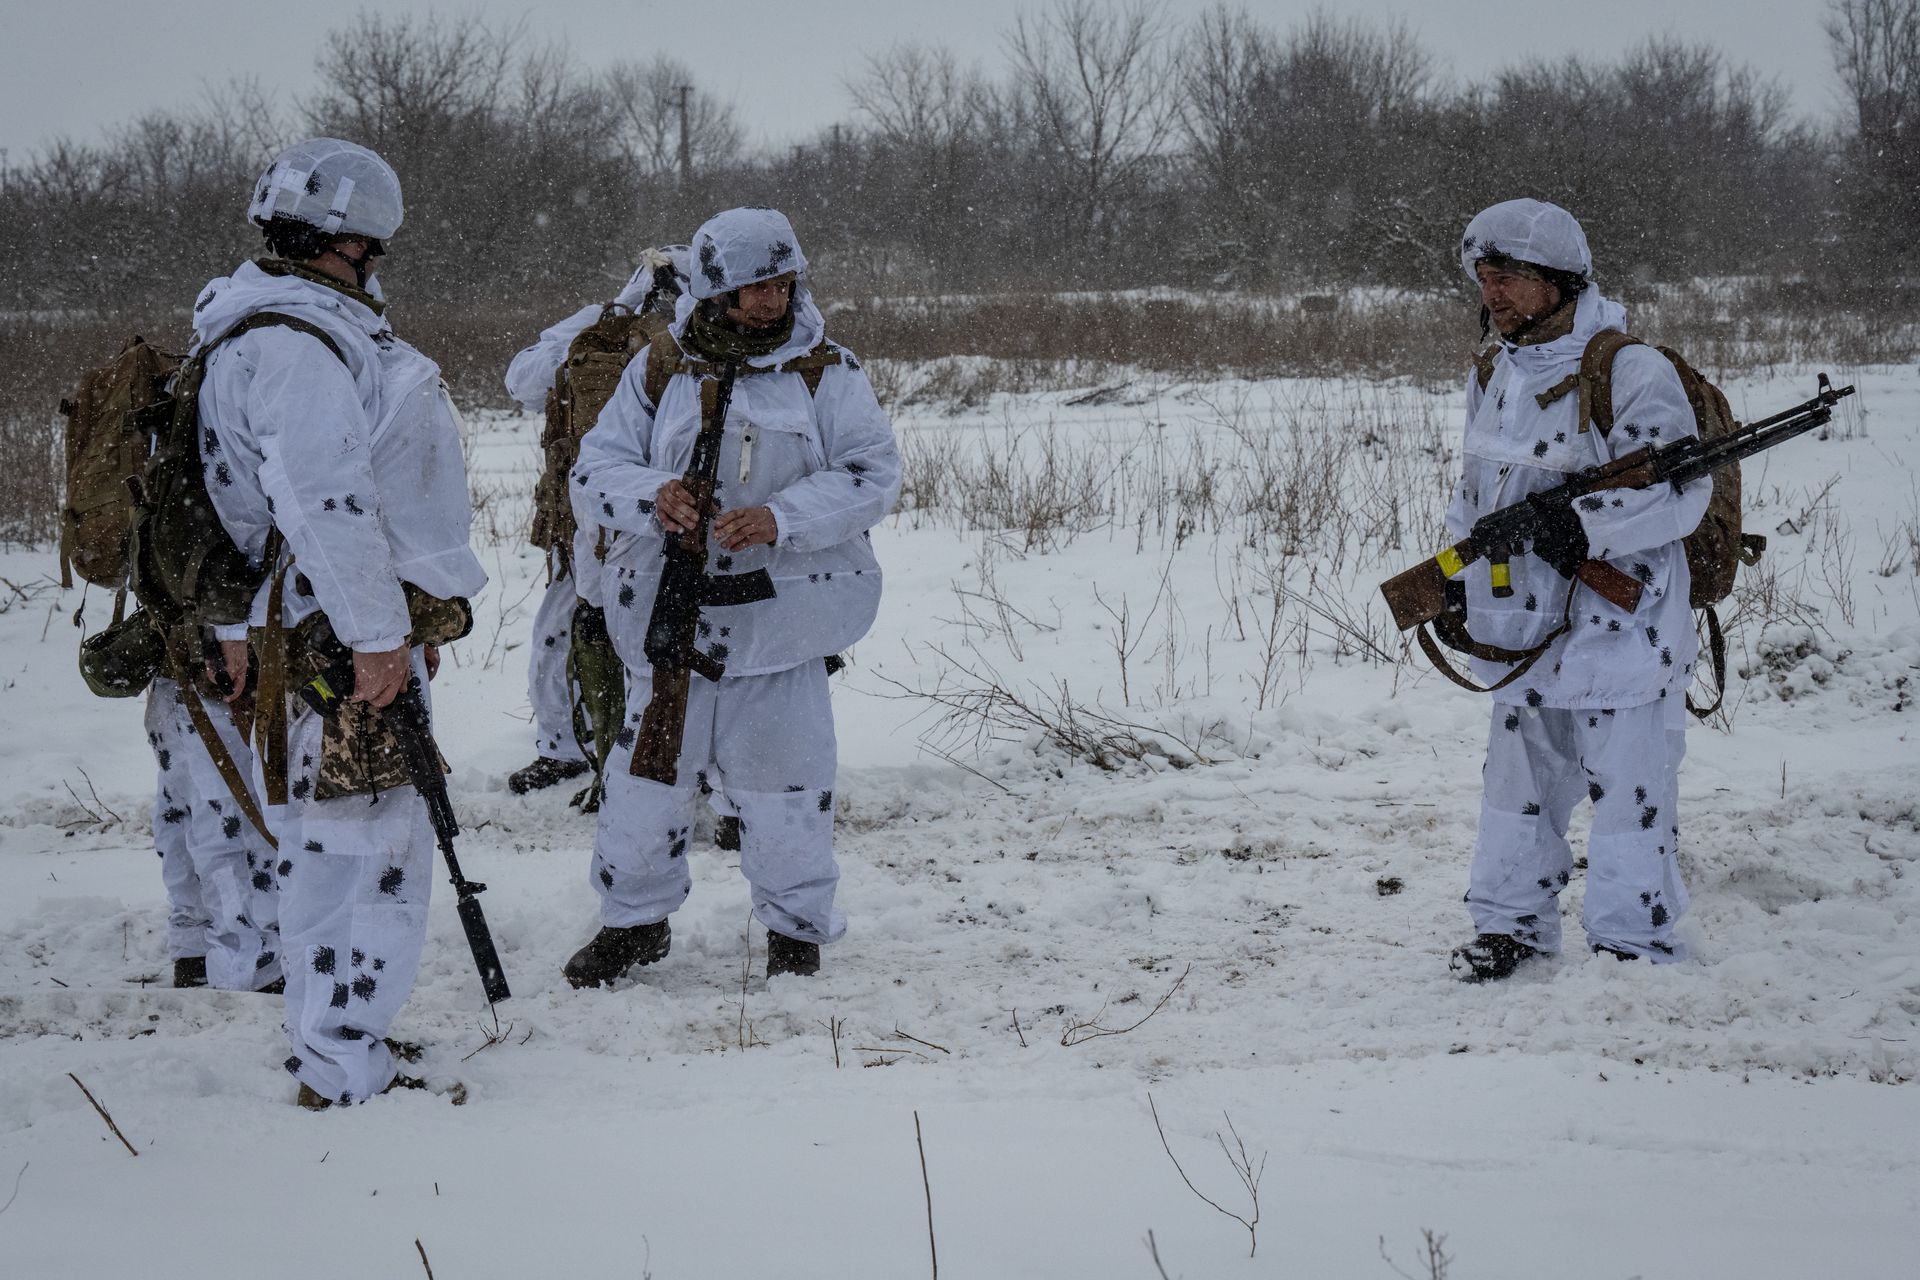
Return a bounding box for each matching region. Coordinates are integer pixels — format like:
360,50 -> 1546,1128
679,299 -> 794,364
255,257 -> 387,315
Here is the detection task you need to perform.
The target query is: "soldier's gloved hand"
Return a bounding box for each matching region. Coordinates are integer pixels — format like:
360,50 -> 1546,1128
1528,497 -> 1590,579
352,646 -> 411,708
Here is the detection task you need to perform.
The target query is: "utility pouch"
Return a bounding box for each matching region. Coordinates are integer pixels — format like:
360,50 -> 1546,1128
77,608 -> 165,698
285,607 -> 451,803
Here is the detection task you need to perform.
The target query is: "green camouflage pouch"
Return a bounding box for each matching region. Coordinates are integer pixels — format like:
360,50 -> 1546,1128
78,608 -> 165,698
293,590 -> 462,802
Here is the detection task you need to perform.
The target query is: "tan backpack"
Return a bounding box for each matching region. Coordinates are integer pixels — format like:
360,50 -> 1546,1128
58,335 -> 180,590
1478,332 -> 1766,715
531,305 -> 673,566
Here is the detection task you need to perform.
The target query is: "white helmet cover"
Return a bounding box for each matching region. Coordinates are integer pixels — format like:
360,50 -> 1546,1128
688,207 -> 807,302
1460,198 -> 1592,286
247,137 -> 404,240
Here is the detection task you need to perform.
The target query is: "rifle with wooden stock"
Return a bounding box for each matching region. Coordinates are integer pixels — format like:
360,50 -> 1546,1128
1381,373 -> 1855,637
630,359 -> 774,784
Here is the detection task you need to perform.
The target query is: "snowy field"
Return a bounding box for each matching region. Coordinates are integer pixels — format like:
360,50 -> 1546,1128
1,358 -> 1916,1278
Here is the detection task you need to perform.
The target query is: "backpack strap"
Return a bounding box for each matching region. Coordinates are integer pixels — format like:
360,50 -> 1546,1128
642,329 -> 687,409
1576,331 -> 1644,435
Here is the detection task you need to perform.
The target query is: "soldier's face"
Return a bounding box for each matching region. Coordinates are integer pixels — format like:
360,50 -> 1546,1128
1475,261 -> 1561,336
727,277 -> 793,331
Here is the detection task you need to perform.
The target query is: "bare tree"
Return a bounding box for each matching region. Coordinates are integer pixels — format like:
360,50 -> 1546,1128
604,55 -> 744,183
1005,0 -> 1176,263
1825,0 -> 1920,266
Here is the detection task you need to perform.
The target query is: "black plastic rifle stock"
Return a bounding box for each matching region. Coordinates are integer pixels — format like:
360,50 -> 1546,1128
297,625 -> 511,1004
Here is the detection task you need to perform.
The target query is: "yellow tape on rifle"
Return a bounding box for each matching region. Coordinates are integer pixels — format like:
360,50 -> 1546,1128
1490,561 -> 1511,591
1435,547 -> 1466,578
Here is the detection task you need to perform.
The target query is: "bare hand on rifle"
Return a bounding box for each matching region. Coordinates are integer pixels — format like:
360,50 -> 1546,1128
653,478 -> 705,533
425,645 -> 440,681
212,639 -> 250,703
352,646 -> 411,708
714,506 -> 777,550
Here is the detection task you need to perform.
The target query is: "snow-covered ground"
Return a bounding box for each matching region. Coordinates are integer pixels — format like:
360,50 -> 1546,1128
1,358 -> 1915,1278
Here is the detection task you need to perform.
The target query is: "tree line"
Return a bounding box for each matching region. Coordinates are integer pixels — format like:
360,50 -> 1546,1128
0,0 -> 1913,316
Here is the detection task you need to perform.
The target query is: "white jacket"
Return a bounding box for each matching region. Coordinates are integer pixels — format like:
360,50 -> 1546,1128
1444,287 -> 1711,708
570,323 -> 902,678
194,261 -> 486,652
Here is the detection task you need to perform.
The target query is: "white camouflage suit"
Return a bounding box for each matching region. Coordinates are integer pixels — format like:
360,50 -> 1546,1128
570,208 -> 901,946
146,675 -> 282,989
196,141 -> 487,1103
503,249 -> 690,764
1448,200 -> 1711,961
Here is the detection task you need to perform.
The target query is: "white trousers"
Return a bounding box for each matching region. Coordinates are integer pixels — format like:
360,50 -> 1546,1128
1467,696 -> 1690,960
591,660 -> 843,944
145,678 -> 281,989
272,652 -> 437,1104
528,565 -> 586,762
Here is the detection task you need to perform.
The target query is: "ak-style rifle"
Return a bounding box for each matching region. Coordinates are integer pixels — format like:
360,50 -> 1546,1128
629,359 -> 775,784
1380,374 -> 1855,633
297,623 -> 511,1004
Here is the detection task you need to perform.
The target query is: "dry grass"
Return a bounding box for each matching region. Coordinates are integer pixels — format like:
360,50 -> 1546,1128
4,280 -> 1914,546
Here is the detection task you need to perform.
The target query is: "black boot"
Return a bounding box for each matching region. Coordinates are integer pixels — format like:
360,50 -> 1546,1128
766,931 -> 820,978
173,956 -> 208,988
563,920 -> 671,989
714,815 -> 742,852
508,756 -> 590,794
1449,933 -> 1540,983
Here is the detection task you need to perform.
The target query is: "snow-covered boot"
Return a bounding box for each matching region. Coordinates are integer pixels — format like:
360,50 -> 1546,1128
1449,933 -> 1539,983
173,956 -> 208,988
508,756 -> 589,794
563,920 -> 671,988
766,931 -> 820,978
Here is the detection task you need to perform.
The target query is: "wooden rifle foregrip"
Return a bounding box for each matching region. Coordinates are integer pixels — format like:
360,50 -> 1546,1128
1574,560 -> 1644,612
1380,541 -> 1475,631
630,664 -> 692,784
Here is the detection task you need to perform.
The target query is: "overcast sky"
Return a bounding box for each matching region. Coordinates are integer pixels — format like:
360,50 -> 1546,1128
0,0 -> 1844,167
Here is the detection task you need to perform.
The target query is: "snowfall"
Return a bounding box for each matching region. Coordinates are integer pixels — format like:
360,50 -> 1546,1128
0,354 -> 1915,1279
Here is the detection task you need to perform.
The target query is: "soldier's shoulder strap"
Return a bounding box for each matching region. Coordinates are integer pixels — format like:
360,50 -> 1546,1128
642,327 -> 688,409
212,311 -> 347,366
768,341 -> 843,398
1471,342 -> 1500,393
1575,330 -> 1644,436
645,334 -> 843,405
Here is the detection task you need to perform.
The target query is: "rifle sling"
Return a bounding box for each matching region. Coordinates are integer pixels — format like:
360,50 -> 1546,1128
256,542 -> 292,806
1685,604 -> 1728,720
163,640 -> 277,850
1416,598 -> 1571,696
